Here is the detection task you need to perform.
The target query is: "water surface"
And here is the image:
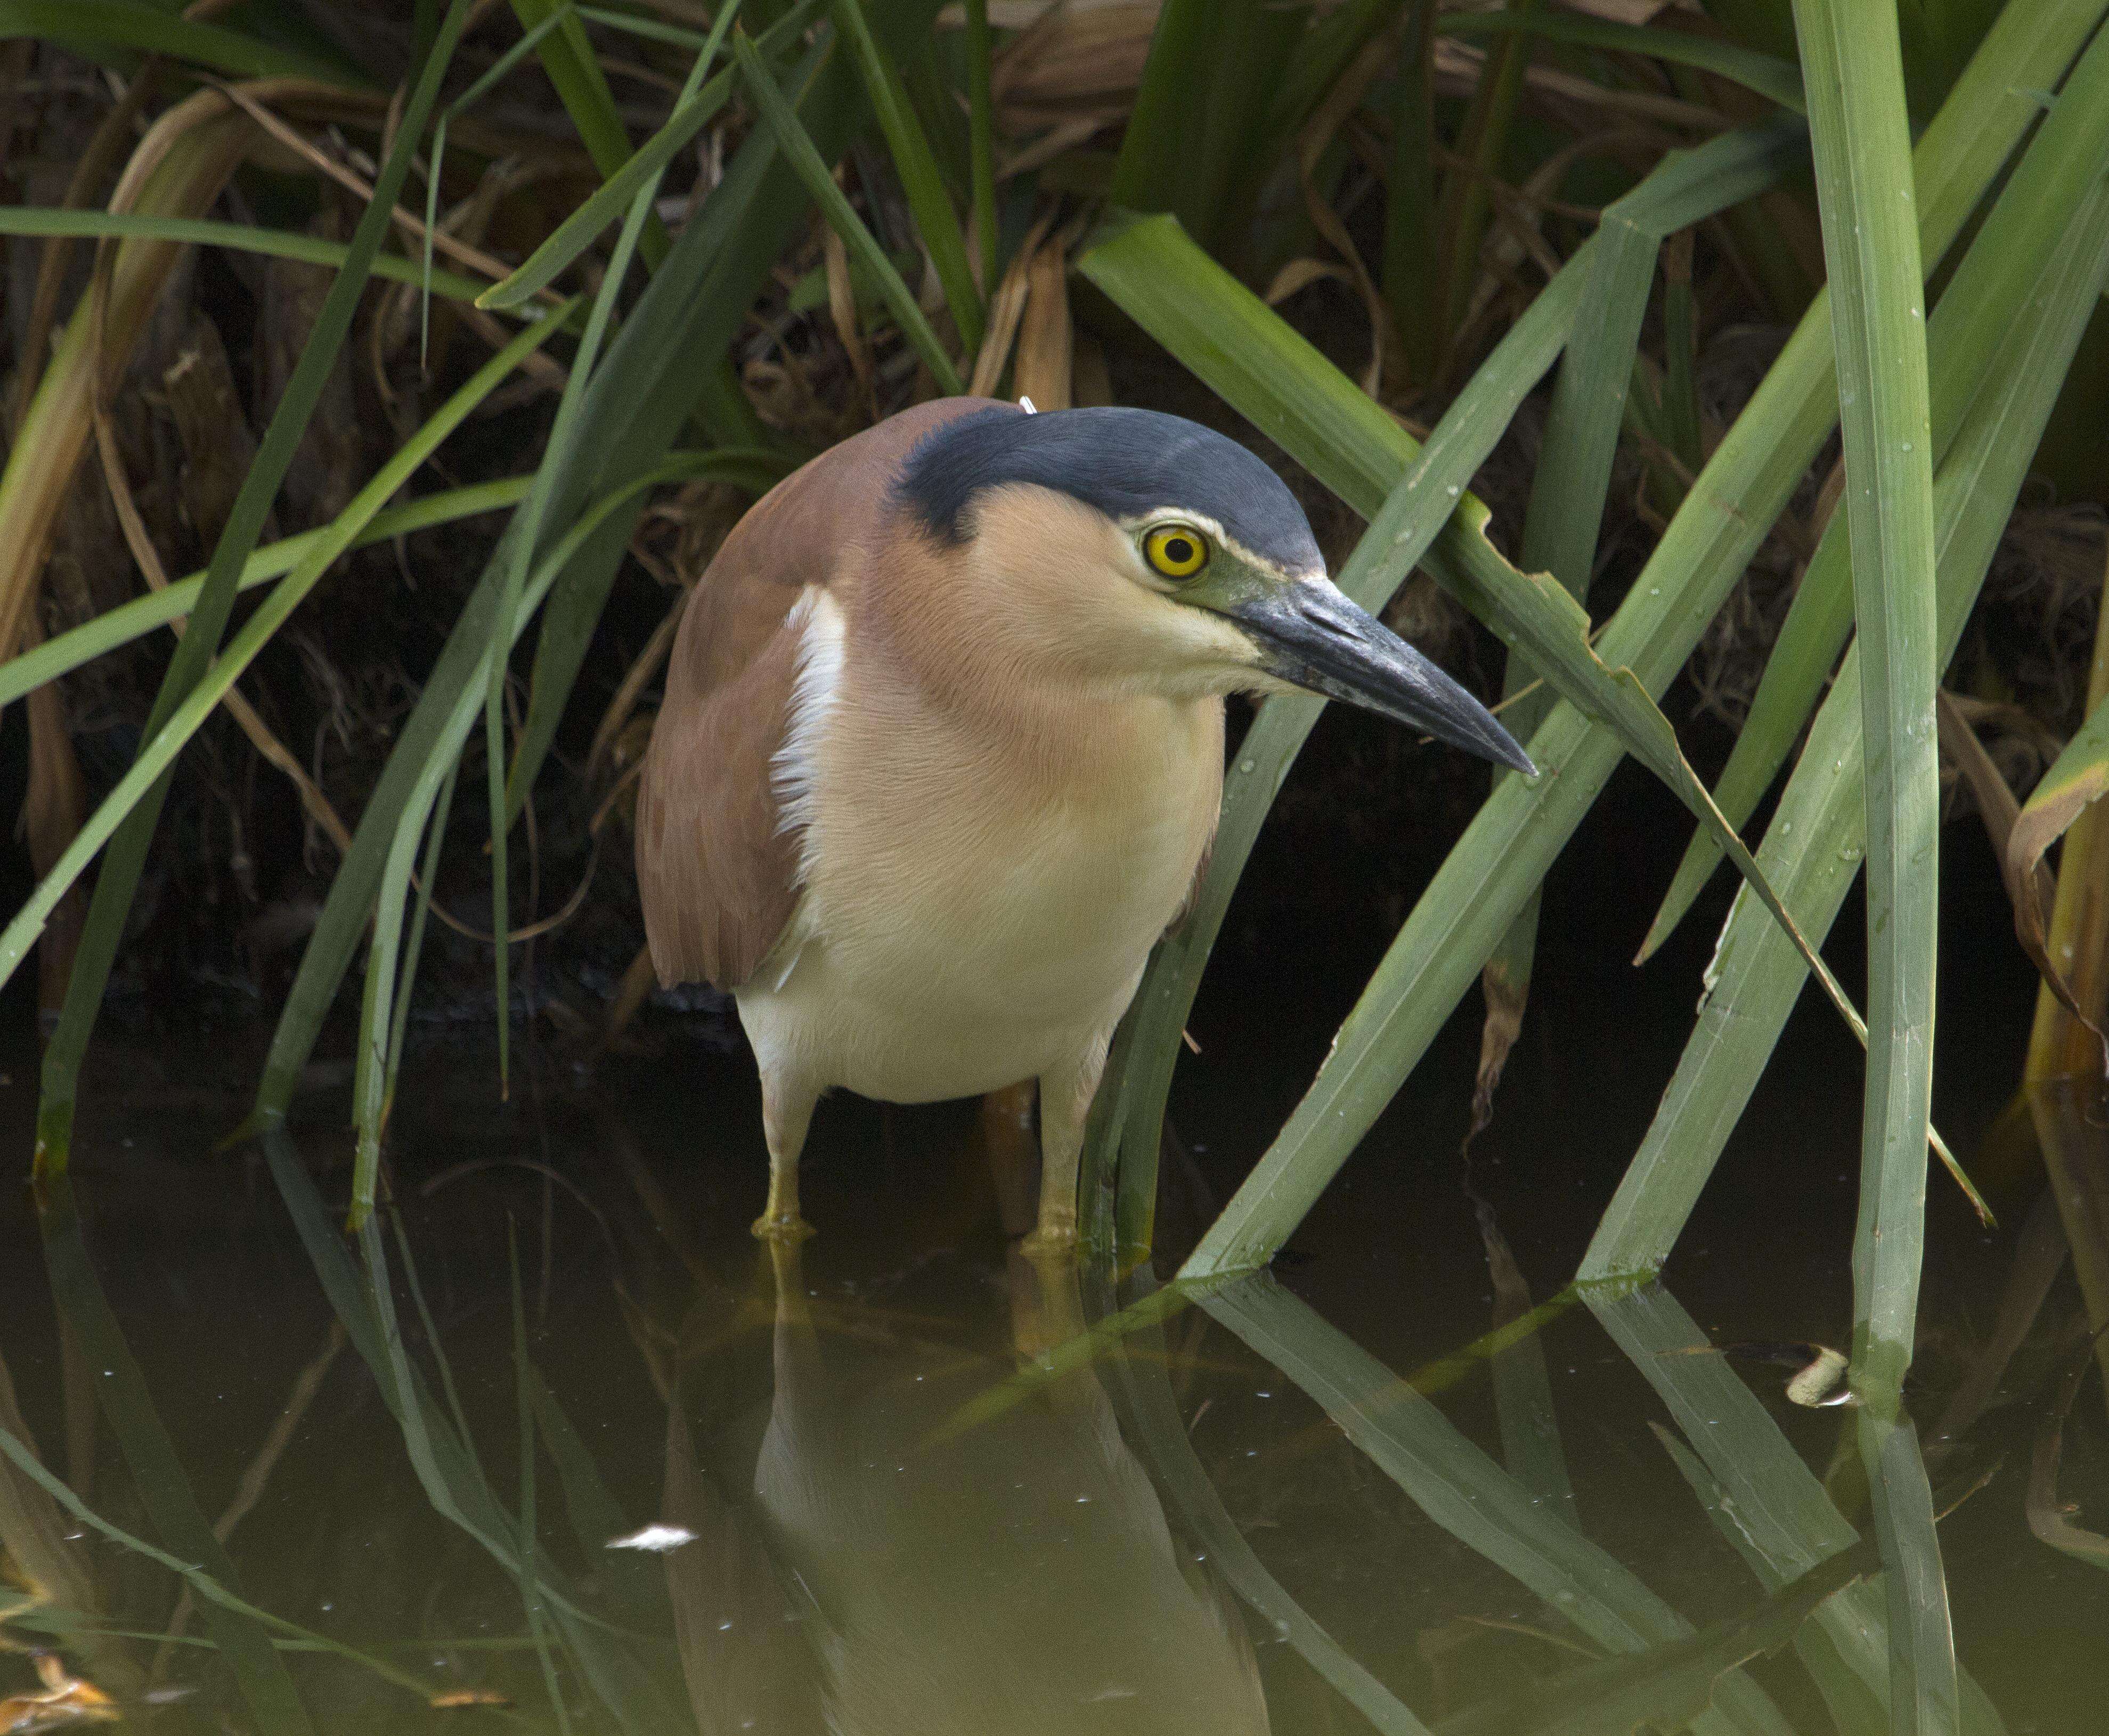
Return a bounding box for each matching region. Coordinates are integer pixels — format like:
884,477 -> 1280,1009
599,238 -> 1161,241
0,988 -> 2102,1734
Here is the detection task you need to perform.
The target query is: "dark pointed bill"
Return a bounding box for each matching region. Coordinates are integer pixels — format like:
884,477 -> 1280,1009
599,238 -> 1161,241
1232,580 -> 1536,776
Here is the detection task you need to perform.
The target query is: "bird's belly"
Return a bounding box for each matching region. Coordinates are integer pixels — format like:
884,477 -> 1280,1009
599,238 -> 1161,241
740,786 -> 1209,1104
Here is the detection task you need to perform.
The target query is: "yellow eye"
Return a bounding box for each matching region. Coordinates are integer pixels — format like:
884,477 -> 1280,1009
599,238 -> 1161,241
1144,524 -> 1209,579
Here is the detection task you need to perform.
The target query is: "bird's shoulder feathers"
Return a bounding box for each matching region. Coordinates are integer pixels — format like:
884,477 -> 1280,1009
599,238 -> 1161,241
635,398 -> 1008,991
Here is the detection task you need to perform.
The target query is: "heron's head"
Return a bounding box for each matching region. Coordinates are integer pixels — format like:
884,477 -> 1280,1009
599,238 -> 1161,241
896,404 -> 1534,775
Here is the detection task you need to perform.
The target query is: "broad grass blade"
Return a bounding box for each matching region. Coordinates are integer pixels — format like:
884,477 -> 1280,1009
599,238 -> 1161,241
1090,232 -> 1587,1249
1109,0 -> 1298,255
482,2 -> 739,1093
1860,1408 -> 1959,1734
1088,162 -> 1877,1272
1482,121 -> 1796,1112
1157,0 -> 2103,1277
1581,12 -> 2109,1286
505,19 -> 899,821
1435,1545 -> 1879,1736
1650,1428 -> 1888,1732
1793,0 -> 1945,1430
344,451 -> 732,1225
1082,119 -> 1807,1238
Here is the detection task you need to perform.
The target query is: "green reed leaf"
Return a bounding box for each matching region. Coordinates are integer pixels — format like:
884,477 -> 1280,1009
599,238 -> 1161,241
1,301 -> 574,1017
736,28 -> 964,393
0,207 -> 503,301
1441,9 -> 1804,111
1582,0 -> 2109,1329
1151,0 -> 2104,1279
32,0 -> 480,1180
478,0 -> 827,311
0,0 -> 356,83
830,0 -> 982,352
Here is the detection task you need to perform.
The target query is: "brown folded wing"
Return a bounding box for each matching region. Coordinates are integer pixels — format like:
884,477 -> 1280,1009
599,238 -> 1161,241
635,398 -> 1003,991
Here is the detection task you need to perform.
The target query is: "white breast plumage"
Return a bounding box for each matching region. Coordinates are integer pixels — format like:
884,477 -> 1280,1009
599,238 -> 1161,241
738,596 -> 1222,1108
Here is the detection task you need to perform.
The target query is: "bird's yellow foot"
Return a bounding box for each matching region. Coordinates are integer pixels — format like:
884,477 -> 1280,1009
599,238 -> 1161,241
1020,1210 -> 1079,1260
751,1211 -> 816,1243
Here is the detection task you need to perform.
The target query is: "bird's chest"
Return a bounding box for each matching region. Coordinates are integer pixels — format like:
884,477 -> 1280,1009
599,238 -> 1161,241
795,687 -> 1222,1029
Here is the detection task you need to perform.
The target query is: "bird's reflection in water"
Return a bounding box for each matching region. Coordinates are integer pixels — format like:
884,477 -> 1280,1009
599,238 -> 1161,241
658,1241 -> 1271,1735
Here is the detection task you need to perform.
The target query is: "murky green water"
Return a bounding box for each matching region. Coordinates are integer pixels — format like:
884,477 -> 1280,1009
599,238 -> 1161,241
0,977 -> 2104,1733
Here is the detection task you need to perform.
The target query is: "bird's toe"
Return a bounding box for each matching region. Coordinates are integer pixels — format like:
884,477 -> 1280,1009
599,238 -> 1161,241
751,1211 -> 817,1244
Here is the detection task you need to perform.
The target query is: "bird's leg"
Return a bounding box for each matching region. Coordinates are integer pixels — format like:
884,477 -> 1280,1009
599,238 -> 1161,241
979,1081 -> 1041,1237
1021,1039 -> 1108,1259
754,1070 -> 818,1242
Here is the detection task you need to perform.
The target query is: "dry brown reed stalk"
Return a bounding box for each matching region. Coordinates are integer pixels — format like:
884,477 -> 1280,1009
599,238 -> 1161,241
967,203 -> 1057,396
989,1 -> 1155,131
1294,20 -> 1398,397
0,92 -> 254,670
88,357 -> 356,854
1432,37 -> 1733,134
0,86 -> 267,1023
1938,690 -> 2065,1004
9,61 -> 167,437
1013,225 -> 1077,409
2016,540 -> 2109,1411
823,220 -> 877,417
0,72 -> 455,666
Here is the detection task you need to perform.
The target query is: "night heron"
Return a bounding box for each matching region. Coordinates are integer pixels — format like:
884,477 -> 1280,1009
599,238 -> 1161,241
635,397 -> 1532,1250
